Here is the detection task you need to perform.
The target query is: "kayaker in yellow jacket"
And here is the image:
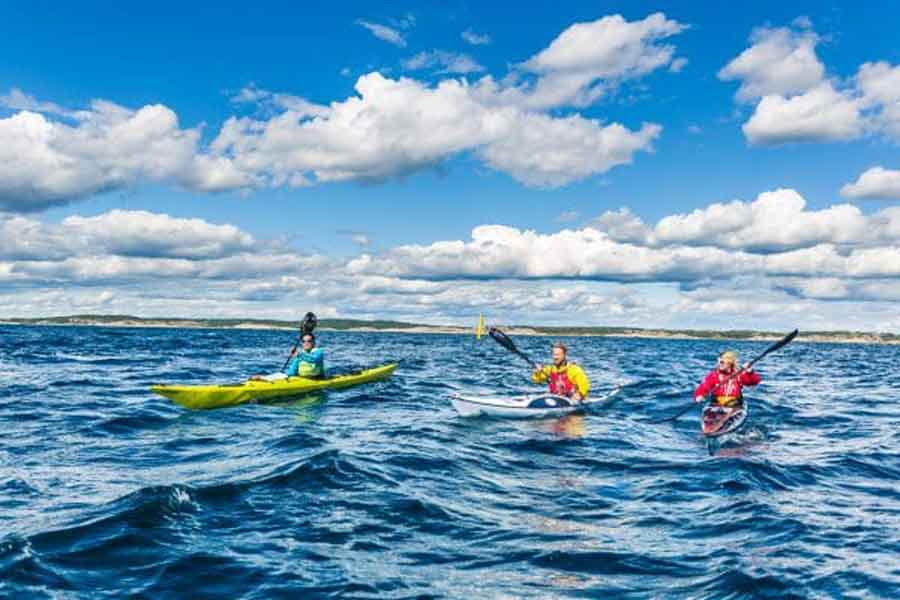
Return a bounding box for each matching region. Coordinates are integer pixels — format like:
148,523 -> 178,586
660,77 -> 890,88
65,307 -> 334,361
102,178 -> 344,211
532,342 -> 590,401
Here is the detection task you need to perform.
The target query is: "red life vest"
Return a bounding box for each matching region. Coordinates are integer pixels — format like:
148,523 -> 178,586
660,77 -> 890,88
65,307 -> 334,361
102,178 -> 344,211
548,367 -> 576,397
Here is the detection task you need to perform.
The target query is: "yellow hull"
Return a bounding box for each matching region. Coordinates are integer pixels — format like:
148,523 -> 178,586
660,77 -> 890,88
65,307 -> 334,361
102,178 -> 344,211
151,363 -> 397,410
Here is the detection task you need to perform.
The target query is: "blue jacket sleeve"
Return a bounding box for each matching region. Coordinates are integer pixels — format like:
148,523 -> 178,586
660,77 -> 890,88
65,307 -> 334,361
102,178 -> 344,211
284,355 -> 301,376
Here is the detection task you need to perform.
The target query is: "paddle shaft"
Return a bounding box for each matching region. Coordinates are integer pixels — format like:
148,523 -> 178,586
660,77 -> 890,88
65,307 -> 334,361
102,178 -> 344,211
280,333 -> 303,371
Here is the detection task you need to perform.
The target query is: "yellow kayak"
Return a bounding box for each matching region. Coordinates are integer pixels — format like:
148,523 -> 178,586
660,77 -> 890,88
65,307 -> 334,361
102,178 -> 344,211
151,363 -> 397,410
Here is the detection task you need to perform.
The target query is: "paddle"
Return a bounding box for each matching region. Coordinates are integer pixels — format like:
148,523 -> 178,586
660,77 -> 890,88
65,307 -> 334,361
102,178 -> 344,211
652,329 -> 799,424
280,312 -> 318,371
488,327 -> 538,369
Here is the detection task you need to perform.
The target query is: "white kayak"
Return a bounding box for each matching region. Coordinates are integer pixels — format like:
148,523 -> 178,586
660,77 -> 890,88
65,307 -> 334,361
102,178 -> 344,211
450,387 -> 622,419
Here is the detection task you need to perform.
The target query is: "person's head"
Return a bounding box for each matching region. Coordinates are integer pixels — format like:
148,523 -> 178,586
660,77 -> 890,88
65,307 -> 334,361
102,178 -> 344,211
301,333 -> 316,349
552,342 -> 568,366
717,350 -> 738,372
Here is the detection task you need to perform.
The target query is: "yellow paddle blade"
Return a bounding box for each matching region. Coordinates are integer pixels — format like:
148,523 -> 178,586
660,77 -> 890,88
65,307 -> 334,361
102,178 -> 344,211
475,314 -> 486,340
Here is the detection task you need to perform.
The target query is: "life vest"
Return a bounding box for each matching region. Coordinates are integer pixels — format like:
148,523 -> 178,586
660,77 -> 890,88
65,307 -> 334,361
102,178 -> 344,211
548,367 -> 576,397
712,373 -> 742,399
714,395 -> 741,407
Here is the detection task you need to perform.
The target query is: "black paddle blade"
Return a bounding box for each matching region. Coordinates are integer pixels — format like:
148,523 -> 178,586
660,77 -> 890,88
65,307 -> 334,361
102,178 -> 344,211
488,326 -> 536,367
301,312 -> 318,334
769,329 -> 798,354
488,327 -> 517,353
749,328 -> 799,366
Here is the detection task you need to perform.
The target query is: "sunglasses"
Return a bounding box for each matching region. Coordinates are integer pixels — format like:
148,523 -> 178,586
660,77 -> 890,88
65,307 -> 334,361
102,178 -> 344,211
302,338 -> 314,344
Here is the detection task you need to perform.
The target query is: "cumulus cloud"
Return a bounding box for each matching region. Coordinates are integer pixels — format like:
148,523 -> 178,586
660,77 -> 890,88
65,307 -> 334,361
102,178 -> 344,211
346,223 -> 759,283
355,20 -> 407,47
477,113 -> 661,187
60,210 -> 256,259
3,193 -> 900,329
462,29 -> 491,46
210,73 -> 660,188
856,61 -> 900,139
841,167 -> 900,199
0,208 -> 325,284
515,12 -> 687,109
1,14 -> 682,211
344,188 -> 900,315
720,23 -> 900,145
652,188 -> 894,251
742,83 -> 863,144
719,26 -> 824,101
0,100 -> 251,212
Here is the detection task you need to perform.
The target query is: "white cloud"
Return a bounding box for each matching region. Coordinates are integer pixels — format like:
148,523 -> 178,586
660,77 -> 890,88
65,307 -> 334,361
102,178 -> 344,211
0,208 -> 327,284
60,210 -> 256,259
346,224 -> 759,283
516,12 -> 686,109
402,50 -> 485,74
721,25 -> 900,144
719,26 -> 824,101
462,29 -> 491,46
742,83 -> 863,144
477,113 -> 661,187
343,188 -> 900,317
589,207 -> 652,244
210,73 -> 660,189
0,101 -> 250,212
0,88 -> 72,117
2,194 -> 900,330
355,20 -> 407,47
856,61 -> 900,139
841,167 -> 900,199
1,15 -> 682,210
0,76 -> 658,206
653,188 -> 894,251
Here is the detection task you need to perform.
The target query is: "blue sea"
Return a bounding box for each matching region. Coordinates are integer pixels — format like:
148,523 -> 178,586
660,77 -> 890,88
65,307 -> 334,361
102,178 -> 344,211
1,325 -> 899,598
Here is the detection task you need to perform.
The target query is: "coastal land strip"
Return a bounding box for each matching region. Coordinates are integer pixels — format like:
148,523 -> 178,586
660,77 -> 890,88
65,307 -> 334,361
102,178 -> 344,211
2,315 -> 897,345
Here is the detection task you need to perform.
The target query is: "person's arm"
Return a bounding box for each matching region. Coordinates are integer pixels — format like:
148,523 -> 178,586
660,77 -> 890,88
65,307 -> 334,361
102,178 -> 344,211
531,365 -> 549,384
694,371 -> 715,402
571,365 -> 590,400
740,367 -> 761,386
284,355 -> 301,377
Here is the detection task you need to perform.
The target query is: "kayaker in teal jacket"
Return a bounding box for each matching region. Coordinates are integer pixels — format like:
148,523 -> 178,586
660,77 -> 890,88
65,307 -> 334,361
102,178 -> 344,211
285,333 -> 325,377
251,333 -> 325,381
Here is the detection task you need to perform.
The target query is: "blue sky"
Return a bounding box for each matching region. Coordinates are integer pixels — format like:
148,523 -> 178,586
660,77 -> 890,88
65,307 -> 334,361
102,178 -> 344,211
2,2 -> 900,331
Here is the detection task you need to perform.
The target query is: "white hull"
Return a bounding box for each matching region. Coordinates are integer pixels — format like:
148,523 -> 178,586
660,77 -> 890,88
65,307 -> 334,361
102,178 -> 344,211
451,387 -> 621,419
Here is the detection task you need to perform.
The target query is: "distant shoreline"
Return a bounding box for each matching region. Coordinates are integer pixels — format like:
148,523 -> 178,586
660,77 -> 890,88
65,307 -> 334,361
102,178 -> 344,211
1,315 -> 898,345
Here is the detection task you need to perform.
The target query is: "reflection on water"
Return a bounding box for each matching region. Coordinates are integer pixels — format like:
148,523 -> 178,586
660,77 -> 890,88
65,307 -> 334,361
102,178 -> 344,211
267,392 -> 326,423
538,414 -> 588,439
